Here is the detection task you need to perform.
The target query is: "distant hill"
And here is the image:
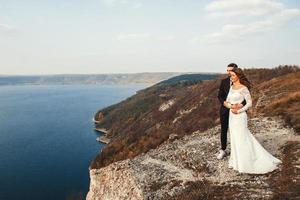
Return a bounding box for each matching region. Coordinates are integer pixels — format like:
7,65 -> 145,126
0,72 -> 214,86
155,73 -> 218,85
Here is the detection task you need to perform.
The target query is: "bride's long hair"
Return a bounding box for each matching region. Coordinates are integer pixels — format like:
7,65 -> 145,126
232,68 -> 252,90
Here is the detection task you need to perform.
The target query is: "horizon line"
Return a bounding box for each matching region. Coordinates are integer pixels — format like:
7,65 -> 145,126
0,71 -> 222,77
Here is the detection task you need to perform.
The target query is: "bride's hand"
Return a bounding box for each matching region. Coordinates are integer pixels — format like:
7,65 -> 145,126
236,103 -> 243,109
232,103 -> 243,109
231,108 -> 238,114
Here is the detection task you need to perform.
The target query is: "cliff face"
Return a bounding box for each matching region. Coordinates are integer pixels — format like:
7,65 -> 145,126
87,66 -> 300,199
87,116 -> 300,199
86,159 -> 144,200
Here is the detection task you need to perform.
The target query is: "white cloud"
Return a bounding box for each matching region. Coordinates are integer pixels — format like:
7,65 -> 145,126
102,0 -> 114,6
205,0 -> 285,18
0,23 -> 17,36
116,33 -> 151,41
197,0 -> 300,44
116,33 -> 176,41
157,35 -> 176,41
0,16 -> 18,36
101,0 -> 142,8
0,23 -> 13,30
133,2 -> 142,9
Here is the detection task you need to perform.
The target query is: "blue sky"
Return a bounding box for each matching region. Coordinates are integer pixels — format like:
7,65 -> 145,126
0,0 -> 300,75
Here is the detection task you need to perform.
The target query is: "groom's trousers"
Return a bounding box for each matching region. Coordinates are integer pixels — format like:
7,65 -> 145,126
220,108 -> 229,150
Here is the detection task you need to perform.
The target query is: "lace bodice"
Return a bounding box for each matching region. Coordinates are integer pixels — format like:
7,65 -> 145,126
226,86 -> 252,113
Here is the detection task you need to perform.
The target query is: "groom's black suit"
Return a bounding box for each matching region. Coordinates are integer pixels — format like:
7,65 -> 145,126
218,76 -> 246,150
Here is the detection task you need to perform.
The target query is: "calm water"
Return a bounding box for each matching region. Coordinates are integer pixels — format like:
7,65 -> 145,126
0,84 -> 147,200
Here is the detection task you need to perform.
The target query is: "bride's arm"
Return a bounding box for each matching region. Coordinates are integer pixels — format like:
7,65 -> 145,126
237,87 -> 252,113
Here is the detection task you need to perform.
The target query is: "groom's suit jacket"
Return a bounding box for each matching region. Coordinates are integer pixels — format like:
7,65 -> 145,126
218,76 -> 246,115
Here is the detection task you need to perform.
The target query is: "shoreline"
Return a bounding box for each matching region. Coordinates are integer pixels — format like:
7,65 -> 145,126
94,128 -> 108,134
94,127 -> 110,144
96,135 -> 111,144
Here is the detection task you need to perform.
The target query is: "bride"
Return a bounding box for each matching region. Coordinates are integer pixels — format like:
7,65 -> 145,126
224,68 -> 282,174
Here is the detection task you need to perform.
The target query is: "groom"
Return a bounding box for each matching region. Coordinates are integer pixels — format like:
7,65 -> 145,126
217,63 -> 246,159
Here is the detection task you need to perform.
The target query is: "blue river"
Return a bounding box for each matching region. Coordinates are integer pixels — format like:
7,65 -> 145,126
0,84 -> 147,200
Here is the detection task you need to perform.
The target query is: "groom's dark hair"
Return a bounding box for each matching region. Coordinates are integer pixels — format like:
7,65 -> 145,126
227,63 -> 238,68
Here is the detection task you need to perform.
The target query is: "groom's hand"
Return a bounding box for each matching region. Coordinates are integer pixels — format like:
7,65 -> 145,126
223,101 -> 231,109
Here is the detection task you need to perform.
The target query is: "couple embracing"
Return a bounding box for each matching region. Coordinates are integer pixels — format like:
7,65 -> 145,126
216,63 -> 282,174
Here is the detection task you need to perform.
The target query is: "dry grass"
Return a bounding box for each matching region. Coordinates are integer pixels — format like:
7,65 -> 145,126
259,72 -> 300,133
267,141 -> 300,199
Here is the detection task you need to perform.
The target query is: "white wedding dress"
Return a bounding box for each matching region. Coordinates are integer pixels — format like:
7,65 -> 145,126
226,86 -> 282,174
